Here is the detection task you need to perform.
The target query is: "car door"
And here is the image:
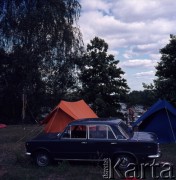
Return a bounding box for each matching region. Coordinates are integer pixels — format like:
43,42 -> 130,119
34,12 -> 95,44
86,125 -> 118,160
87,124 -> 127,160
52,125 -> 90,160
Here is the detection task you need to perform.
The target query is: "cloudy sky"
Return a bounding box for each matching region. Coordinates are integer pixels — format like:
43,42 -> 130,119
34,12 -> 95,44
78,0 -> 176,91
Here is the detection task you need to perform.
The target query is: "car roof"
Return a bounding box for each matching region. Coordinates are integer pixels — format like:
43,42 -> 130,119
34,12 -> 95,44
68,118 -> 123,126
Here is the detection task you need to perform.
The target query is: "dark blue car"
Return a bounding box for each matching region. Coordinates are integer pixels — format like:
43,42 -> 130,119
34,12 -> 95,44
25,118 -> 161,168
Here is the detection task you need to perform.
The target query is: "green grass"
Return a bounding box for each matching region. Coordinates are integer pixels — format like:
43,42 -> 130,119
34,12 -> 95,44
0,125 -> 103,180
0,125 -> 176,179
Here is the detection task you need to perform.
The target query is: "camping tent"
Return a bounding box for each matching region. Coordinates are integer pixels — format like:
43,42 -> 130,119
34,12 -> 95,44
132,100 -> 176,143
42,100 -> 98,133
0,124 -> 6,129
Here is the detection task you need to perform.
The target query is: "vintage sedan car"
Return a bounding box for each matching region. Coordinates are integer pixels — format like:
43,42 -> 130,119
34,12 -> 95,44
25,118 -> 161,168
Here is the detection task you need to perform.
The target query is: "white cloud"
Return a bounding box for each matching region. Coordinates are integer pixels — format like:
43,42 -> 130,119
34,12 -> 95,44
123,49 -> 138,59
80,0 -> 111,13
121,59 -> 157,68
79,11 -> 175,51
111,0 -> 176,22
79,0 -> 176,90
134,71 -> 155,78
135,43 -> 158,53
149,53 -> 161,60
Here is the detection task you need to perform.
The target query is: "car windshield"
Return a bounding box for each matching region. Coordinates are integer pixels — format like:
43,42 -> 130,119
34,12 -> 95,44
117,122 -> 133,139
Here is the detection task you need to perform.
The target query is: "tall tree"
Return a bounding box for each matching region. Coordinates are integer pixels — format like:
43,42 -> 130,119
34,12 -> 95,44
79,37 -> 129,117
0,0 -> 82,123
155,34 -> 176,101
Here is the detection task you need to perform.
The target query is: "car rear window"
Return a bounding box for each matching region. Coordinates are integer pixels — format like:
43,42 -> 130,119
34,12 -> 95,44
88,125 -> 116,139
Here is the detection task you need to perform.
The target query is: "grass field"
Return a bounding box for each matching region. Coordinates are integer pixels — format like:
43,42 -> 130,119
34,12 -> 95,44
0,125 -> 176,180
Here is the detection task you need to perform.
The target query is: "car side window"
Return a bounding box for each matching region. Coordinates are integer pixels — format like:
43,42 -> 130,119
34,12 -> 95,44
88,125 -> 116,139
61,125 -> 87,139
89,125 -> 106,139
71,125 -> 87,139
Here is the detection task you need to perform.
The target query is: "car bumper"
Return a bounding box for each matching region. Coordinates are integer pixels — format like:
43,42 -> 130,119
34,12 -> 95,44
148,151 -> 161,158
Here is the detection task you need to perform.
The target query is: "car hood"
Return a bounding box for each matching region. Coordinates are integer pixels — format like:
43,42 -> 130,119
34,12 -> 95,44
131,132 -> 158,142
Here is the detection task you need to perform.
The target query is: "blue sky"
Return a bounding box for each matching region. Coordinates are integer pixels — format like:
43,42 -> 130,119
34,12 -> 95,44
78,0 -> 176,91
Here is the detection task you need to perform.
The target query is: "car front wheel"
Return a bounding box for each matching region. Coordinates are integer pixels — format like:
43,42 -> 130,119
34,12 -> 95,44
35,151 -> 50,167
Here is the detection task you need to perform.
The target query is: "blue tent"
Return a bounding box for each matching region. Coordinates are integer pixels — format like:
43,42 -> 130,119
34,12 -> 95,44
133,100 -> 176,143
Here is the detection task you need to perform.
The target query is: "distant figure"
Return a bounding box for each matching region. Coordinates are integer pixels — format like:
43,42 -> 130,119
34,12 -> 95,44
128,108 -> 135,122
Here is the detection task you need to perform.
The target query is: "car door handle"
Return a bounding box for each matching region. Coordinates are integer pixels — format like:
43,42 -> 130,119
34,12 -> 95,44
81,141 -> 87,144
111,142 -> 117,145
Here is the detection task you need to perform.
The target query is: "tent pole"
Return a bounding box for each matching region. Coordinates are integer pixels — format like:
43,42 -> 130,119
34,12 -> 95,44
22,93 -> 27,130
165,107 -> 176,143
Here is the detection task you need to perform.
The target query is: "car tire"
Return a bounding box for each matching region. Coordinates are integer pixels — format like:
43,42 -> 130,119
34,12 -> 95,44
35,151 -> 50,167
113,154 -> 135,171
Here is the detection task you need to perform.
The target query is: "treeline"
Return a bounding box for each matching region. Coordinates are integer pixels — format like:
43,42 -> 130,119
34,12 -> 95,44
0,0 -> 129,124
0,1 -> 176,124
0,0 -> 82,124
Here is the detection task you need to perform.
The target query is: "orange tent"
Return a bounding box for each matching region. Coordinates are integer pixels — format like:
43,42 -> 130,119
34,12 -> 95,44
42,100 -> 98,133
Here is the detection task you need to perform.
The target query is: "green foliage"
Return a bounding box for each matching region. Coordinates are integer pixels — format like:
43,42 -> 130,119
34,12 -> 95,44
79,37 -> 129,117
0,0 -> 82,124
0,0 -> 82,51
127,89 -> 157,107
155,34 -> 176,101
0,47 -> 46,123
